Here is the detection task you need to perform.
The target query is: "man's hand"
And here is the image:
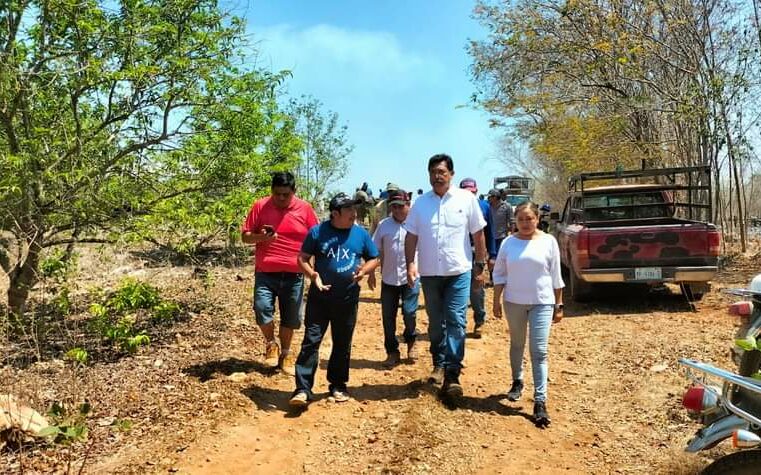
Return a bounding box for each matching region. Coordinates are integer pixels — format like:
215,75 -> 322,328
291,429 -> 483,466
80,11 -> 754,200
312,273 -> 331,292
259,227 -> 277,242
353,267 -> 366,283
367,271 -> 377,290
406,263 -> 418,288
493,299 -> 503,319
553,306 -> 564,323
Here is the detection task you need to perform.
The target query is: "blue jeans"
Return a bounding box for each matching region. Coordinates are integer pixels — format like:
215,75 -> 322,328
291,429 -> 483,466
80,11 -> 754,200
380,280 -> 420,354
252,272 -> 304,329
294,293 -> 358,398
504,301 -> 554,403
469,275 -> 486,326
420,272 -> 470,379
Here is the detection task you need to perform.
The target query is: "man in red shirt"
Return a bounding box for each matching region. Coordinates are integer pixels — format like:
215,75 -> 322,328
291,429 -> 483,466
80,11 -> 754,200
241,172 -> 319,375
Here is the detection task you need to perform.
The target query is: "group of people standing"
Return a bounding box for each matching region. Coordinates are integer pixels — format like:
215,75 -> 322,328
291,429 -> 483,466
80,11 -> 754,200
241,154 -> 564,427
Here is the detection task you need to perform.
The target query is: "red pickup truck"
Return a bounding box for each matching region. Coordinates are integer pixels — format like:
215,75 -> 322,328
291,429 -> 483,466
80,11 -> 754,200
554,166 -> 721,302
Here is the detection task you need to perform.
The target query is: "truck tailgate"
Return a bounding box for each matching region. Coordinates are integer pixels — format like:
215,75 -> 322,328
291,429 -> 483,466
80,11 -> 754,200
585,222 -> 717,268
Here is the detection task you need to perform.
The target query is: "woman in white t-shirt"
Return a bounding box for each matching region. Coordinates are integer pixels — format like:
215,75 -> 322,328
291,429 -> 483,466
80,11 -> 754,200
492,201 -> 565,427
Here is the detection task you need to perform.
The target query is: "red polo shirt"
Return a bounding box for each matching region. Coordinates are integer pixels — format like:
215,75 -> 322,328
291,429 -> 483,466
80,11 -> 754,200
241,196 -> 319,273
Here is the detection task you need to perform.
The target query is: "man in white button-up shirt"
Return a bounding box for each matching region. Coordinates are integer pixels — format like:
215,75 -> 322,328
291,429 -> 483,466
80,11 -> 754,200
404,154 -> 488,400
368,189 -> 420,368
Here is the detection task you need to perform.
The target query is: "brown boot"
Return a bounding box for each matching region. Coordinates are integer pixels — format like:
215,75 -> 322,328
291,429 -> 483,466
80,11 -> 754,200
279,351 -> 296,376
264,340 -> 280,368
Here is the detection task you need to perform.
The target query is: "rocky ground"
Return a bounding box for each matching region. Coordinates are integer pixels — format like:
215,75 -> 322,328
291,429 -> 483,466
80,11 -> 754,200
2,245 -> 760,474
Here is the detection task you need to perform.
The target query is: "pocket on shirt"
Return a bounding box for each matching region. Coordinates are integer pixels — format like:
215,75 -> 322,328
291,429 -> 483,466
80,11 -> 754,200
442,208 -> 468,230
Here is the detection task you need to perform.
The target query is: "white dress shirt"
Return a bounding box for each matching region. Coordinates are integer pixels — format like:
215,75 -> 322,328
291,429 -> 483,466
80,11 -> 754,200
404,187 -> 486,277
372,216 -> 414,286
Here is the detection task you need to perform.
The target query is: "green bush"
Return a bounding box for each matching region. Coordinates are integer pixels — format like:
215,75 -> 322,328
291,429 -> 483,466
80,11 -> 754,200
85,280 -> 179,354
107,279 -> 161,312
38,402 -> 90,445
152,301 -> 181,323
64,347 -> 89,365
39,250 -> 78,280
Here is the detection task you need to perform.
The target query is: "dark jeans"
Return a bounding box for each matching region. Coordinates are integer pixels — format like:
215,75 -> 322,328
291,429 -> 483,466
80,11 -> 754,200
294,294 -> 358,398
381,280 -> 420,355
420,272 -> 470,379
469,274 -> 486,326
252,272 -> 304,329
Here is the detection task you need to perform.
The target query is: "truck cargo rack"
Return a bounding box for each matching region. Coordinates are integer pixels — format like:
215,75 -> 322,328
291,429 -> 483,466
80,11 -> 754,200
567,165 -> 712,222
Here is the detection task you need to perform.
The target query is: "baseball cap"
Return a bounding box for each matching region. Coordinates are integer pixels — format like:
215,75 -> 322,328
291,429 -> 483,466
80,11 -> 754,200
487,188 -> 501,198
459,178 -> 477,192
386,183 -> 400,191
329,192 -> 361,211
387,189 -> 409,206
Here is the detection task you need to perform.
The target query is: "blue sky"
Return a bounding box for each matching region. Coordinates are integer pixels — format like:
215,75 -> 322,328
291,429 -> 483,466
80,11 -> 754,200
225,1 -> 515,196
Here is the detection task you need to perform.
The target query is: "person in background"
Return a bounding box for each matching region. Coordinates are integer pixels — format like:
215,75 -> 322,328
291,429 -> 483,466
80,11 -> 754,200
459,178 -> 497,338
241,172 -> 319,375
371,183 -> 400,233
492,201 -> 564,428
404,154 -> 487,400
410,188 -> 424,206
487,188 -> 513,251
368,189 -> 420,367
289,193 -> 380,406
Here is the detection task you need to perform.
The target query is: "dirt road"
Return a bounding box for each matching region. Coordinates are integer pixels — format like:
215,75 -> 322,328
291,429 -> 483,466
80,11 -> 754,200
163,274 -> 746,474
3,254 -> 756,474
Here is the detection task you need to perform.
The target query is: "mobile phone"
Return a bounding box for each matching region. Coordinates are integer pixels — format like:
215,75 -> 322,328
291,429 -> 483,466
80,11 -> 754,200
262,225 -> 275,235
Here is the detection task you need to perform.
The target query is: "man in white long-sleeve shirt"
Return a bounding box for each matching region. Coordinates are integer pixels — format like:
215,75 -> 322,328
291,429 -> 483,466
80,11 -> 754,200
404,154 -> 488,400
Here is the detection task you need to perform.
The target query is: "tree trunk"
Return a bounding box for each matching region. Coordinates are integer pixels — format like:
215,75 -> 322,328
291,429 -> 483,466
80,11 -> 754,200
7,237 -> 42,318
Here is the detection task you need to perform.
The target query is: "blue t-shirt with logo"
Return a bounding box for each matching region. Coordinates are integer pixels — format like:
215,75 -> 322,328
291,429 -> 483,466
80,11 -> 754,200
301,221 -> 380,302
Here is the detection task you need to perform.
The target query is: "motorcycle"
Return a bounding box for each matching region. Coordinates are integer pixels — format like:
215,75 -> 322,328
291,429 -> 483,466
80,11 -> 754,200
678,273 -> 761,474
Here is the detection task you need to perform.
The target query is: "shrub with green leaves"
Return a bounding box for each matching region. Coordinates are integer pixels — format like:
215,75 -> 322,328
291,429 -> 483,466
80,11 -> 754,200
107,279 -> 161,312
39,250 -> 77,281
85,279 -> 178,354
64,347 -> 89,365
152,301 -> 181,323
38,402 -> 90,445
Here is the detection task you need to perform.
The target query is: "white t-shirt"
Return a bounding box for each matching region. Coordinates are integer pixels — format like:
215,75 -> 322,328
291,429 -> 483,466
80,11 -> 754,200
372,216 -> 414,286
492,233 -> 565,305
405,187 -> 487,277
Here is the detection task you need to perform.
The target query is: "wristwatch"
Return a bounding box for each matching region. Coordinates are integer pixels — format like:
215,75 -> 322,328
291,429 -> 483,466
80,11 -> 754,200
554,304 -> 564,311
474,261 -> 486,273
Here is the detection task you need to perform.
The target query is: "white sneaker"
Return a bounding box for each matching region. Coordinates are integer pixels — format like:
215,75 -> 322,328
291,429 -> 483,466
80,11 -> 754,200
289,391 -> 309,407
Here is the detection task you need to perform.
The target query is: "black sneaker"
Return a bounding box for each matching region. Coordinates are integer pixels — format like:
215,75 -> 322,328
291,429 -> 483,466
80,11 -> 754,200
473,323 -> 484,339
440,376 -> 463,398
534,401 -> 550,427
506,380 -> 523,401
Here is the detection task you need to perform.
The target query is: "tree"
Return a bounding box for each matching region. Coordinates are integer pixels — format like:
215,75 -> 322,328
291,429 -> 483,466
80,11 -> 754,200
469,0 -> 760,249
125,71 -> 302,258
0,0 -> 297,316
288,96 -> 353,210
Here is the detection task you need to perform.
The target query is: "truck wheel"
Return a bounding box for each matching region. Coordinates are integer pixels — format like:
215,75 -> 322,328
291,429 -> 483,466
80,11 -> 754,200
569,265 -> 592,302
701,450 -> 761,474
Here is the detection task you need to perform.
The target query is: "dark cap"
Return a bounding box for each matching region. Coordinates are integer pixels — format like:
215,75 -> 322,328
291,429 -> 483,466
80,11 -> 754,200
487,188 -> 501,198
387,189 -> 409,206
329,192 -> 361,211
459,178 -> 477,192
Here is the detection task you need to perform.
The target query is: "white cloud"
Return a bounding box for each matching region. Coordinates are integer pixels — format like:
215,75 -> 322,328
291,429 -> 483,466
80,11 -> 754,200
249,23 -> 443,95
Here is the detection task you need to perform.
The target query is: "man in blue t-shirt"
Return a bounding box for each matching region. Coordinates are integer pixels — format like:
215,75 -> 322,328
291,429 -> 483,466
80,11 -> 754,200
289,193 -> 380,407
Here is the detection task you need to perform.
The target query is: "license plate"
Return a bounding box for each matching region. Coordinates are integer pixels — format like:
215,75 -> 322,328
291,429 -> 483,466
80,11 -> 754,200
635,267 -> 662,280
